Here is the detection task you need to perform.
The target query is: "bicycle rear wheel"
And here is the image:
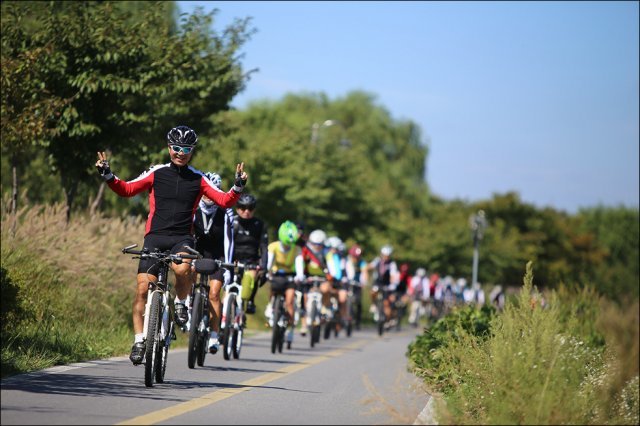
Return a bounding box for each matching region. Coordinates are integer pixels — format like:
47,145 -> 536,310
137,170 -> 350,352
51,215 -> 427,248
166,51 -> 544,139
188,290 -> 204,369
222,295 -> 236,361
145,292 -> 162,387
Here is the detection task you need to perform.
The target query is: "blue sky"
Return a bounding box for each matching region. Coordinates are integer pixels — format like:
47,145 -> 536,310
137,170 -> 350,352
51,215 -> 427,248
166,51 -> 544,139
178,1 -> 639,213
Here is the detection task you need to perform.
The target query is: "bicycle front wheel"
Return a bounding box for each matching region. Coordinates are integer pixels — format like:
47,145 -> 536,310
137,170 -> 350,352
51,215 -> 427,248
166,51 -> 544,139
377,296 -> 385,337
188,289 -> 204,369
309,300 -> 318,348
145,292 -> 162,387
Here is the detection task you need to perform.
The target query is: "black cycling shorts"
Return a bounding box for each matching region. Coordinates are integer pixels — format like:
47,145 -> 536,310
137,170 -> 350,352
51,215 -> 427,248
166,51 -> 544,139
138,234 -> 195,275
270,274 -> 295,294
332,279 -> 348,291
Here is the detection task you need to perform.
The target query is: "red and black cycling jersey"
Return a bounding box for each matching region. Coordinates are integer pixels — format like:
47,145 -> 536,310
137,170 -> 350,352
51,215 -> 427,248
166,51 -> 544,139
107,162 -> 241,236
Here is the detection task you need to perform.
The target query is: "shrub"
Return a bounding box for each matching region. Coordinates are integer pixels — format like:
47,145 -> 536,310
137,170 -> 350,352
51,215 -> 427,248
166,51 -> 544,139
408,261 -> 639,425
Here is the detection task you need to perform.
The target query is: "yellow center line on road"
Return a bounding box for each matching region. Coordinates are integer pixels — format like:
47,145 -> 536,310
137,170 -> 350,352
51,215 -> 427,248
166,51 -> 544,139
117,338 -> 369,425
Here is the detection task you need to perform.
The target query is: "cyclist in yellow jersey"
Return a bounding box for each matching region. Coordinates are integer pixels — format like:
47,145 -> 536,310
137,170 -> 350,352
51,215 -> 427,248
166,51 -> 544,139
266,221 -> 305,345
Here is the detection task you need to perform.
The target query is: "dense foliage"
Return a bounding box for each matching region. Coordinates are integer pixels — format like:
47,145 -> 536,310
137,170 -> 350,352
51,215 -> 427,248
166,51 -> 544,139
1,1 -> 255,214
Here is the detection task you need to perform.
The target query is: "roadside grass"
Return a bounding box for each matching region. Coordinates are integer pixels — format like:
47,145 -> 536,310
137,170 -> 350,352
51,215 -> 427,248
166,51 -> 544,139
1,200 -> 375,378
1,201 -> 142,377
408,261 -> 639,425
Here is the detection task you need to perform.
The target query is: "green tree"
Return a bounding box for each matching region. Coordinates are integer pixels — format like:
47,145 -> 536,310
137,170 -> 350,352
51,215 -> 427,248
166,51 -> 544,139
0,3 -> 72,216
1,1 -> 255,218
191,90 -> 432,260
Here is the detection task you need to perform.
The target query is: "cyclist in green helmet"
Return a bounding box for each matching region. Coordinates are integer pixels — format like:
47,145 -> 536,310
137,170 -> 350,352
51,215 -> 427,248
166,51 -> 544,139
265,220 -> 305,347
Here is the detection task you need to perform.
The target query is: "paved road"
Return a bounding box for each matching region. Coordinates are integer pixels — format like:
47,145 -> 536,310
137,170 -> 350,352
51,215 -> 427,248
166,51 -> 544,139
1,327 -> 429,425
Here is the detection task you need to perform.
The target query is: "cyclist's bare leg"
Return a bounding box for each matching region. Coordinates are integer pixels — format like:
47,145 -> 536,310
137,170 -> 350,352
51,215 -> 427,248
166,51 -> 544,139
384,293 -> 395,320
338,288 -> 348,320
208,279 -> 223,333
171,257 -> 193,300
320,281 -> 332,308
285,287 -> 296,322
133,272 -> 157,334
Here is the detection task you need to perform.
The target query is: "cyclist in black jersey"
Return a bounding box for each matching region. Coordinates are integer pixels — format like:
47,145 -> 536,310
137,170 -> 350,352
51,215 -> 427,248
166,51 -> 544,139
232,193 -> 269,314
193,172 -> 234,354
96,125 -> 248,364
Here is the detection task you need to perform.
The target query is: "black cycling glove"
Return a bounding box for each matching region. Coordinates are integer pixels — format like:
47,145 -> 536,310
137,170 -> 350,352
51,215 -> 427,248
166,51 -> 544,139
96,160 -> 114,182
234,171 -> 247,189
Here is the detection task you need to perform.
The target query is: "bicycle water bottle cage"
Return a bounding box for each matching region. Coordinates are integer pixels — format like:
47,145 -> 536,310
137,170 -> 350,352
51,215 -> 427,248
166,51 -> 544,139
195,259 -> 218,274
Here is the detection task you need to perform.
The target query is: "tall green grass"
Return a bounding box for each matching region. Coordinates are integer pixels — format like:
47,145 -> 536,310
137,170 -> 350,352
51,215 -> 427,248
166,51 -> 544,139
408,261 -> 639,425
1,202 -> 145,377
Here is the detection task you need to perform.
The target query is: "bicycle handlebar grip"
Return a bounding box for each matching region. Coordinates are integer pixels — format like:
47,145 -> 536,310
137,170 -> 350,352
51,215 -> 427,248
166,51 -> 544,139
183,246 -> 203,258
122,243 -> 138,254
217,261 -> 236,270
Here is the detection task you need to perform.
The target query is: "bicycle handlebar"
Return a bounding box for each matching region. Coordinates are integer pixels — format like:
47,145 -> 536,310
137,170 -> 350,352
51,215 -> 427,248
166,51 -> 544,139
121,244 -> 199,263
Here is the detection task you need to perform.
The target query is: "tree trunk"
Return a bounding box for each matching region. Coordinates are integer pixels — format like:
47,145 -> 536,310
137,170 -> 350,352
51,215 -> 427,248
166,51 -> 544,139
90,182 -> 106,217
63,180 -> 77,224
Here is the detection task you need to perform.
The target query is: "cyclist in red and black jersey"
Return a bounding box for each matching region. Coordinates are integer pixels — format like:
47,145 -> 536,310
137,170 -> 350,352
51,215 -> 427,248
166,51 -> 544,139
96,125 -> 248,365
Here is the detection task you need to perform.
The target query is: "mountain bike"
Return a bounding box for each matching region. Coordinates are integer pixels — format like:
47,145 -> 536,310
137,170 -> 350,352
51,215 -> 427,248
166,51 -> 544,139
302,276 -> 325,347
268,273 -> 295,354
344,280 -> 359,337
185,256 -> 217,369
372,284 -> 392,337
122,244 -> 198,387
220,261 -> 256,360
323,293 -> 340,340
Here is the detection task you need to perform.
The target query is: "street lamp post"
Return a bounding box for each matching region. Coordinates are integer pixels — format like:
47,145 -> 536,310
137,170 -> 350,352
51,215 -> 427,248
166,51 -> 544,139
310,119 -> 350,147
469,210 -> 487,286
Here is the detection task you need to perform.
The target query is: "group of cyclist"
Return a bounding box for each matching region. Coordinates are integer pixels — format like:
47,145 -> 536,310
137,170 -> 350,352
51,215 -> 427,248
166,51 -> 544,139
95,124 -> 412,364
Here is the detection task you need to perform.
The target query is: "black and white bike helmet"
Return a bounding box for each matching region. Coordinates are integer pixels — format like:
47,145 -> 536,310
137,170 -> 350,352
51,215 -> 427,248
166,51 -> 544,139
167,125 -> 198,146
204,172 -> 221,188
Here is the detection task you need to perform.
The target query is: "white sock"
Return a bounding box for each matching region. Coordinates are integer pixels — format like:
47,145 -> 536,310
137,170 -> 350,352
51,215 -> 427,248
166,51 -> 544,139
134,333 -> 144,343
174,296 -> 185,305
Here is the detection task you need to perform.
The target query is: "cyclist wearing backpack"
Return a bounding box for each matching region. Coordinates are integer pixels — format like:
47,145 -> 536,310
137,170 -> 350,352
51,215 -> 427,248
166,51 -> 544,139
95,125 -> 247,364
192,171 -> 235,355
367,244 -> 400,326
345,244 -> 368,330
301,229 -> 334,320
325,236 -> 349,330
232,193 -> 269,315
